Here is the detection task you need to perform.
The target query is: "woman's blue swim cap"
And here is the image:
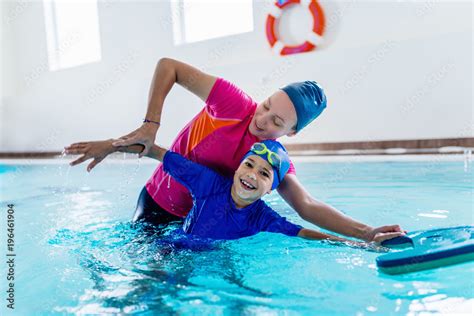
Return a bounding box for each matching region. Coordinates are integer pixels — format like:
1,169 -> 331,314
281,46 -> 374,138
280,81 -> 327,132
241,140 -> 290,190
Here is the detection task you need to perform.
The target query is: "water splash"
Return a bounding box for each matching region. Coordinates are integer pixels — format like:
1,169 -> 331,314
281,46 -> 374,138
57,150 -> 68,177
463,148 -> 472,172
53,151 -> 72,200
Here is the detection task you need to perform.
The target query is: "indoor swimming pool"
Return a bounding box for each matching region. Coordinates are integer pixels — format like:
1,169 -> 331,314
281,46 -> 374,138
0,155 -> 472,315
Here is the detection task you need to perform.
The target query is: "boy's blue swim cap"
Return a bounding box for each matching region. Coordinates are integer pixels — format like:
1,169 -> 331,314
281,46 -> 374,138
241,140 -> 290,190
280,81 -> 327,132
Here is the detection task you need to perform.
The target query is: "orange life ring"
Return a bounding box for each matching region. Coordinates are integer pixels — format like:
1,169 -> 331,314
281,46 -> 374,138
265,0 -> 325,56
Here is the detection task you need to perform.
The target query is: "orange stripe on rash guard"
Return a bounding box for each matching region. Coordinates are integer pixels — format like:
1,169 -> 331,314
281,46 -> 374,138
186,109 -> 241,155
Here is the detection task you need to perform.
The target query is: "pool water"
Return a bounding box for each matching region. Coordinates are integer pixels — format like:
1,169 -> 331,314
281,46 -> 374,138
0,157 -> 473,315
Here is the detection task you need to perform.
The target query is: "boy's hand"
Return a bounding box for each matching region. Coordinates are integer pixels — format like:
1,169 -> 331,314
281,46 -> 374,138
64,139 -> 116,172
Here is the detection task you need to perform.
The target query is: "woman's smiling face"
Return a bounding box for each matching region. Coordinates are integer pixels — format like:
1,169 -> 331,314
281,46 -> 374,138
249,90 -> 298,140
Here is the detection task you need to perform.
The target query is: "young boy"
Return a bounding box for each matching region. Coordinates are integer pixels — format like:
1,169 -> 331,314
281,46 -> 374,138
161,139 -> 301,240
65,139 -> 366,245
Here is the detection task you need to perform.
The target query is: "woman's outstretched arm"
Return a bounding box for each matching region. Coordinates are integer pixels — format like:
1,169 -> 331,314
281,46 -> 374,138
278,174 -> 406,243
111,58 -> 218,157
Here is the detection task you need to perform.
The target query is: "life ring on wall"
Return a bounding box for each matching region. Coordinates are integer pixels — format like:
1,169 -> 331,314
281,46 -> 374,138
265,0 -> 325,56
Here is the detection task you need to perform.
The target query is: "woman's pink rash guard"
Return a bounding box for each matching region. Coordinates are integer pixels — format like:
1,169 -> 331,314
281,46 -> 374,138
145,78 -> 296,218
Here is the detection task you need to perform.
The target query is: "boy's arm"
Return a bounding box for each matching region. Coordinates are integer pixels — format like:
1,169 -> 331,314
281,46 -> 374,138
119,143 -> 222,198
104,140 -> 167,161
129,144 -> 224,198
137,144 -> 166,161
65,139 -> 219,196
159,151 -> 222,197
65,139 -> 167,171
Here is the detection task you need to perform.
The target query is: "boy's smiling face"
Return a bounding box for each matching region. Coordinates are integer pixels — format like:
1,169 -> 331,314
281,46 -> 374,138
231,155 -> 274,207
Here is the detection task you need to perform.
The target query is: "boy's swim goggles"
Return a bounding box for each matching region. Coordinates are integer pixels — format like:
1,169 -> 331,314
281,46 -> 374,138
250,142 -> 282,181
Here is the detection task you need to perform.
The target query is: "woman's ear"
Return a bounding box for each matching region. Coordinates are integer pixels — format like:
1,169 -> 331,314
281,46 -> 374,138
286,130 -> 297,137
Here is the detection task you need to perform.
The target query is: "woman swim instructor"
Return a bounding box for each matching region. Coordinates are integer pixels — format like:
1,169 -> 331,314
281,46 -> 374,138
65,58 -> 405,244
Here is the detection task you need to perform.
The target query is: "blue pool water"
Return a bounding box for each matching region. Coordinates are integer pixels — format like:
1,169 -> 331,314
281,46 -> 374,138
0,157 -> 473,315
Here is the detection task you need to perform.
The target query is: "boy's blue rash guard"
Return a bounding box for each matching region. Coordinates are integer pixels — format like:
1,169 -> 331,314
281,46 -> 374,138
162,151 -> 303,240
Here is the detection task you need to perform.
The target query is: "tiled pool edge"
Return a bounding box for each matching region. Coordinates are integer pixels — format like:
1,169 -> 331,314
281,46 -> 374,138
0,154 -> 471,165
1,137 -> 472,159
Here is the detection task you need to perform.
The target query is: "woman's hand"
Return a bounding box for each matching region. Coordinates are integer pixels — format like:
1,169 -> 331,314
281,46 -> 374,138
111,123 -> 159,158
364,225 -> 407,243
64,139 -> 116,172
